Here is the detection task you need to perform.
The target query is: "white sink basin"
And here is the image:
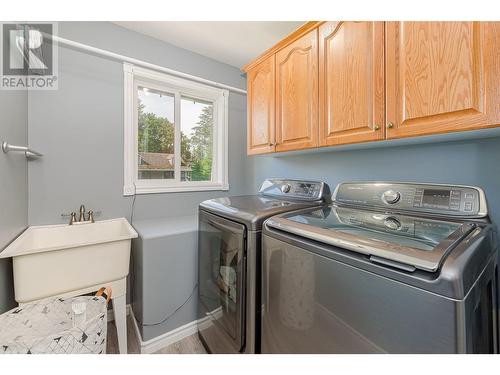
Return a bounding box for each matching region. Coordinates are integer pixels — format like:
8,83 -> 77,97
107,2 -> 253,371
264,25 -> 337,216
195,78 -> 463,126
0,217 -> 138,354
0,218 -> 138,303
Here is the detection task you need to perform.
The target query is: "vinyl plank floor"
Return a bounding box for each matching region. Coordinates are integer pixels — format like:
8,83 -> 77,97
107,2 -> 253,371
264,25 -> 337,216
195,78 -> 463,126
106,315 -> 206,354
154,334 -> 207,354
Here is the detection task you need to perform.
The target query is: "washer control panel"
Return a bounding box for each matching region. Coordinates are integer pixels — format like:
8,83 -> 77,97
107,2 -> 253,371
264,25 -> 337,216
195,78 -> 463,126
334,182 -> 486,217
259,178 -> 330,201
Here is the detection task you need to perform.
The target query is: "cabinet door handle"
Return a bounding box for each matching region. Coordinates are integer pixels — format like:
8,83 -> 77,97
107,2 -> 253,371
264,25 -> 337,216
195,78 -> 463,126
374,125 -> 380,130
387,122 -> 394,129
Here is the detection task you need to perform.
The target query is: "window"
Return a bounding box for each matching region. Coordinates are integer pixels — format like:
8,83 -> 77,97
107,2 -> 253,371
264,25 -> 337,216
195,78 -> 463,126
123,64 -> 228,195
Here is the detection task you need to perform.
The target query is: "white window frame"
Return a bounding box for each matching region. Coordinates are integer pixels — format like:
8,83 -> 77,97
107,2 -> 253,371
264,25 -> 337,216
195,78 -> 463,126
123,63 -> 229,195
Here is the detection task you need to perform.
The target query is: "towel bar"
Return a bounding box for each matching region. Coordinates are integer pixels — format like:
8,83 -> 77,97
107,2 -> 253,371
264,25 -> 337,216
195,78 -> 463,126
2,141 -> 43,159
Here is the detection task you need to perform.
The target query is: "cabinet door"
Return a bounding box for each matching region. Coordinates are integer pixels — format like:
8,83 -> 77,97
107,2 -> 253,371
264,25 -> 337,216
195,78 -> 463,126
319,22 -> 385,146
247,55 -> 275,155
275,29 -> 319,151
386,22 -> 500,139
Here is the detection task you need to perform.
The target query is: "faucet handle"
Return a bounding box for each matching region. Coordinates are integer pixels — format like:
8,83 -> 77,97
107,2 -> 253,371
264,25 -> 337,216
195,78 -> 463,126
88,210 -> 95,223
69,212 -> 77,225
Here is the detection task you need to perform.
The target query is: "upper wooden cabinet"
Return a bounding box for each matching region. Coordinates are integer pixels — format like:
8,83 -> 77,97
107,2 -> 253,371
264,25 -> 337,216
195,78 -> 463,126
319,21 -> 385,146
386,22 -> 500,139
247,55 -> 275,155
275,29 -> 319,152
242,21 -> 499,155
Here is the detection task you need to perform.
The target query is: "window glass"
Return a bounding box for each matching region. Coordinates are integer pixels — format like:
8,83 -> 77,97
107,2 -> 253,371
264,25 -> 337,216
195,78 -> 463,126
137,86 -> 175,180
124,65 -> 228,195
180,96 -> 214,182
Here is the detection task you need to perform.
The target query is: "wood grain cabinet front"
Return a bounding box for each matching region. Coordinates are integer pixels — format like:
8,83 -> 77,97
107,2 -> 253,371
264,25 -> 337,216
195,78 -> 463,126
243,21 -> 499,156
246,55 -> 276,155
385,21 -> 500,139
275,29 -> 319,152
318,21 -> 385,146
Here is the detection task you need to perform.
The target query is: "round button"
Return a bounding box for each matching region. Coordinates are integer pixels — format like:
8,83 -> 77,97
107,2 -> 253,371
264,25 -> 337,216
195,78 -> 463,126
281,184 -> 291,193
384,217 -> 401,230
382,190 -> 401,204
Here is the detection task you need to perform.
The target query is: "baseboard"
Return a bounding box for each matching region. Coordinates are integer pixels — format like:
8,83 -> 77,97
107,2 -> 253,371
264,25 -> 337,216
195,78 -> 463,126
128,306 -> 199,354
107,304 -> 199,353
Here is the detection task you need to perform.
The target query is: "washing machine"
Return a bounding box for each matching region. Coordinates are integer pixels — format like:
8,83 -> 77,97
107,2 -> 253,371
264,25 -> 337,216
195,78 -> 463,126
197,178 -> 331,353
262,181 -> 498,353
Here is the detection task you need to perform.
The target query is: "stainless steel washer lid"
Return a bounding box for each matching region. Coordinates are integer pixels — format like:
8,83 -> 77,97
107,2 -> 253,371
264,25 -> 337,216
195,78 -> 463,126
266,205 -> 477,272
200,195 -> 320,231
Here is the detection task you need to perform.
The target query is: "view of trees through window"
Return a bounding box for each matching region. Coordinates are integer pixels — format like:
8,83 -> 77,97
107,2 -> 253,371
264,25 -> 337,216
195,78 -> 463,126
137,86 -> 213,182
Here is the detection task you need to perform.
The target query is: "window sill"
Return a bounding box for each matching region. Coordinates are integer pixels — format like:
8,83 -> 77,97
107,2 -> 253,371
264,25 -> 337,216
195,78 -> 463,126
123,183 -> 229,196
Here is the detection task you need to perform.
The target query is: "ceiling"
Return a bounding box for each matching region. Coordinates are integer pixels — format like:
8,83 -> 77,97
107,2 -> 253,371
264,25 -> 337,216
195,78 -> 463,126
113,21 -> 304,68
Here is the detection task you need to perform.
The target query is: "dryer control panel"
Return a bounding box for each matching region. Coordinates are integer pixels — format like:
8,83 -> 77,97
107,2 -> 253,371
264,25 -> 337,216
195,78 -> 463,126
333,182 -> 487,217
259,178 -> 331,202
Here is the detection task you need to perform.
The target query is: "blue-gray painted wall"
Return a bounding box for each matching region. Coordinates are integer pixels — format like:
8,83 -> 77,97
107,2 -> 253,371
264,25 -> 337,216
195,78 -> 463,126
28,22 -> 250,225
23,22 -> 250,337
0,90 -> 27,313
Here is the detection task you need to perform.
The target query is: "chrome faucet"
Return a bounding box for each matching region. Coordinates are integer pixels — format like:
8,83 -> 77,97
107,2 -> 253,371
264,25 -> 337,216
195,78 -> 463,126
79,204 -> 86,222
69,204 -> 95,225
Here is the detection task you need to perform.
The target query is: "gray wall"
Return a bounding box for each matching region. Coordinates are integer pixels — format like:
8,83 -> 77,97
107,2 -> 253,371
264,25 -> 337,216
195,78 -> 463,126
250,137 -> 500,235
28,22 -> 250,225
25,22 -> 250,339
0,89 -> 28,313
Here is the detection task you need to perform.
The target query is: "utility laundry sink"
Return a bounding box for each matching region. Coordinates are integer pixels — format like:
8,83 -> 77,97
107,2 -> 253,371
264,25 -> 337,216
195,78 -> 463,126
0,217 -> 138,354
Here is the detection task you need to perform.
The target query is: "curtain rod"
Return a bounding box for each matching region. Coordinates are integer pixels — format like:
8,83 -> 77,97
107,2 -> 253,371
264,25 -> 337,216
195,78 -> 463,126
46,34 -> 247,95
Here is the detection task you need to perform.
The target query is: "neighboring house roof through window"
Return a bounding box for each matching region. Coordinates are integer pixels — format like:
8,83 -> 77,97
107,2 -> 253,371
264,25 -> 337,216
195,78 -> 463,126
138,152 -> 192,171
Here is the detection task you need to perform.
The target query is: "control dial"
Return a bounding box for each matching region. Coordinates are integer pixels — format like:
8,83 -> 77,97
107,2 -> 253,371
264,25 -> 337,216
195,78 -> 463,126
382,190 -> 401,204
384,217 -> 402,231
281,184 -> 291,193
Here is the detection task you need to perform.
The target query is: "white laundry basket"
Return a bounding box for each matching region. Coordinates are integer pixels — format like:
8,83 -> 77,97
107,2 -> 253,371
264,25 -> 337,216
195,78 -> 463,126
0,289 -> 110,354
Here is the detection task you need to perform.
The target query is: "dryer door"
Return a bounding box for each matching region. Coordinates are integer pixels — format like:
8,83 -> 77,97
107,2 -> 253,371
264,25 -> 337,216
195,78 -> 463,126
198,210 -> 246,352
